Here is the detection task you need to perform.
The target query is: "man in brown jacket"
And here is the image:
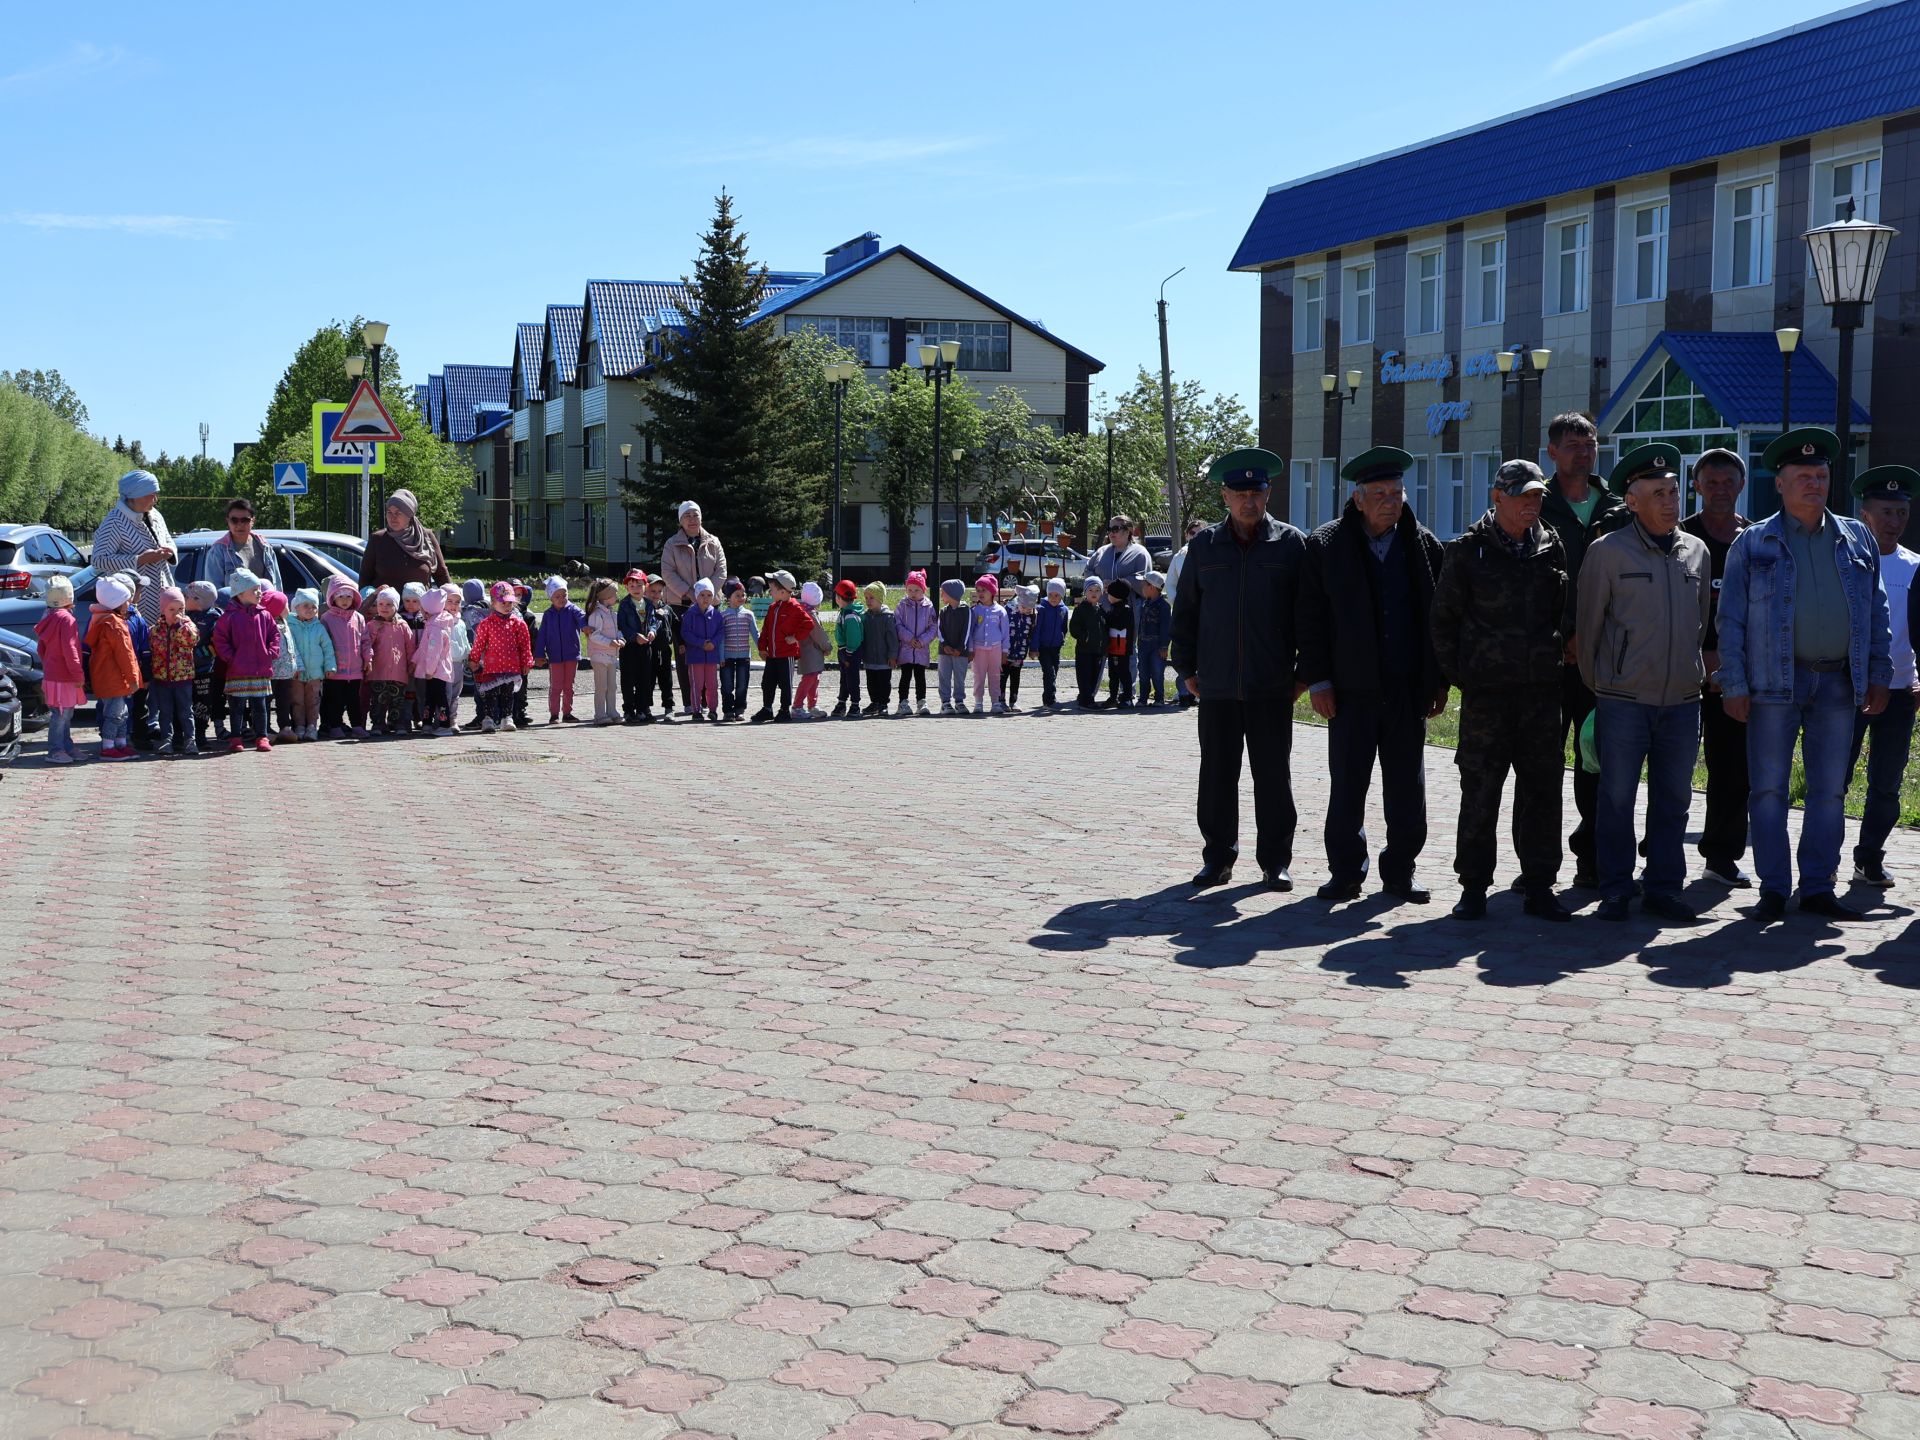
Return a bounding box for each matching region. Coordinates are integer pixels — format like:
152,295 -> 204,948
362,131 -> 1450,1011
1575,443 -> 1712,923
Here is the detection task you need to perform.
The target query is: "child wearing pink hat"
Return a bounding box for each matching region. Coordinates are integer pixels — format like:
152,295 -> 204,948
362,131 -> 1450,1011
148,585 -> 200,757
968,574 -> 1010,715
468,580 -> 534,733
262,590 -> 297,741
894,570 -> 936,716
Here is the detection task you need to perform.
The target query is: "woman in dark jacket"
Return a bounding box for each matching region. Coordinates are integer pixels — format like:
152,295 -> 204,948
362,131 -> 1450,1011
358,488 -> 451,591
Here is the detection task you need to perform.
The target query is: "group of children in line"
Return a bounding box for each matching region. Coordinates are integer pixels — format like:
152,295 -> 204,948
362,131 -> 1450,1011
29,560 -> 1179,760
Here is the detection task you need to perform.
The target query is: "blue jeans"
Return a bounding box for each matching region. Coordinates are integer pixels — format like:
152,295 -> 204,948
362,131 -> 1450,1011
720,658 -> 751,715
47,707 -> 74,755
1595,697 -> 1700,901
1848,686 -> 1916,866
1748,665 -> 1856,897
152,680 -> 194,751
98,695 -> 129,748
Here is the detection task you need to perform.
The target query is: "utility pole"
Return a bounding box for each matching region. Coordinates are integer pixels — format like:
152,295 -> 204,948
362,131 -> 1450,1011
1157,268 -> 1185,539
198,422 -> 209,462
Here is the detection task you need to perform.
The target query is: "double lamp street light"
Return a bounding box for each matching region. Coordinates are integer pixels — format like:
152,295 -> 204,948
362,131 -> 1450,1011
920,339 -> 961,586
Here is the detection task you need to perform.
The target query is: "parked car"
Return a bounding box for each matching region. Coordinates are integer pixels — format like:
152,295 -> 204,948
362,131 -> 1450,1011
0,524 -> 89,598
1139,533 -> 1176,568
260,529 -> 366,577
971,539 -> 1086,584
0,627 -> 49,731
172,529 -> 367,590
0,666 -> 20,767
0,535 -> 355,655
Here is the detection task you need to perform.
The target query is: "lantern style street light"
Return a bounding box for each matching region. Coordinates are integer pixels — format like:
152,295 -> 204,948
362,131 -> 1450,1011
1496,346 -> 1551,463
920,340 -> 960,586
1802,202 -> 1897,489
825,361 -> 858,578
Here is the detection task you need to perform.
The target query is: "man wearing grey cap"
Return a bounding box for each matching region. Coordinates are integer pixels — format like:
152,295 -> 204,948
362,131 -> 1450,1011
1429,460 -> 1574,921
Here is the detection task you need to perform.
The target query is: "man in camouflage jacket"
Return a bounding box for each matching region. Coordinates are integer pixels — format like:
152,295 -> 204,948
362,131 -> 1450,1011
1428,460 -> 1574,923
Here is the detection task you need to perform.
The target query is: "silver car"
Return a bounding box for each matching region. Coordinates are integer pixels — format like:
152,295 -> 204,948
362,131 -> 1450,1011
0,524 -> 88,599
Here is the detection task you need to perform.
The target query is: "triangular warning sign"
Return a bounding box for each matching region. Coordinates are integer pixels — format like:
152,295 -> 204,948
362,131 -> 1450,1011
334,379 -> 403,444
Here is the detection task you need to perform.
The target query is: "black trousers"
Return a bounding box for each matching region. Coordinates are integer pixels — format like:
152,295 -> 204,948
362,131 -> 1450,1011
320,676 -> 364,731
865,669 -> 891,709
1005,659 -> 1023,705
836,656 -> 862,709
1456,685 -> 1563,890
1107,652 -> 1133,705
1037,647 -> 1060,705
1196,697 -> 1296,873
1075,651 -> 1104,705
896,664 -> 927,703
1324,690 -> 1429,886
1697,690 -> 1749,868
1560,664 -> 1597,871
668,605 -> 690,705
619,644 -> 654,717
760,656 -> 792,713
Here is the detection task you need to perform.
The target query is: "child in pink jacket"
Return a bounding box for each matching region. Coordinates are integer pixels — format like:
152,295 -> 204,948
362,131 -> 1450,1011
413,587 -> 460,736
320,575 -> 367,737
363,585 -> 416,736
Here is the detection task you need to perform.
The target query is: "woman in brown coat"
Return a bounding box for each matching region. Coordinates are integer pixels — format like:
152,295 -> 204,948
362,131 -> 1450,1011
358,488 -> 451,591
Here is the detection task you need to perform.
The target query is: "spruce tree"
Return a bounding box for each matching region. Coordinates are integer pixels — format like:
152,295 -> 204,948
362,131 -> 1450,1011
631,192 -> 824,575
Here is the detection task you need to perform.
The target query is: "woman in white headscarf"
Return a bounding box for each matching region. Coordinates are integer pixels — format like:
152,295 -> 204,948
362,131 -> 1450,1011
357,487 -> 450,590
91,469 -> 177,623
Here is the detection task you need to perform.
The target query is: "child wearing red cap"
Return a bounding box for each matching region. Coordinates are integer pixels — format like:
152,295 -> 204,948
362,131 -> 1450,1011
829,579 -> 865,719
617,569 -> 662,724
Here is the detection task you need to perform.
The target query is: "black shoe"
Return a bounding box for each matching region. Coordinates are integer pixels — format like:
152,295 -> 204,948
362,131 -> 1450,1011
750,709 -> 773,724
1703,860 -> 1753,888
1380,877 -> 1431,903
1752,891 -> 1788,922
1799,891 -> 1865,920
1191,862 -> 1234,889
1262,868 -> 1293,893
773,710 -> 793,724
1641,893 -> 1697,922
1596,896 -> 1631,922
830,703 -> 847,718
1523,888 -> 1573,923
1852,859 -> 1895,888
1451,888 -> 1488,920
1316,879 -> 1363,902
1571,868 -> 1599,890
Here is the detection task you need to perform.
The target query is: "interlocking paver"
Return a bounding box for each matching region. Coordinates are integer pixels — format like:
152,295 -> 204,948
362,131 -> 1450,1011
6,710 -> 1920,1438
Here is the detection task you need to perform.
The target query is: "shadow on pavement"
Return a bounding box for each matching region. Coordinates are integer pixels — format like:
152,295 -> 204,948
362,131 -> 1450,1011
1031,882 -> 1324,972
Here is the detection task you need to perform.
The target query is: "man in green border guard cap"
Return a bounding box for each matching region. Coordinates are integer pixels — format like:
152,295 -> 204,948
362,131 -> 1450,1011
1717,428 -> 1891,921
1845,463 -> 1920,889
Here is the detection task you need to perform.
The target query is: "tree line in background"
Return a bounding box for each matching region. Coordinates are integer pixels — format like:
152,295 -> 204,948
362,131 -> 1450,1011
625,193 -> 1254,577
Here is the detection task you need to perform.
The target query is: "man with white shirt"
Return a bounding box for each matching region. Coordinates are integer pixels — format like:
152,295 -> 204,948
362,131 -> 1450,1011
1846,465 -> 1920,888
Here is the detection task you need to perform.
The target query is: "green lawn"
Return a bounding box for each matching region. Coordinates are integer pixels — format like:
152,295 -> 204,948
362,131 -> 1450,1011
1292,693 -> 1920,827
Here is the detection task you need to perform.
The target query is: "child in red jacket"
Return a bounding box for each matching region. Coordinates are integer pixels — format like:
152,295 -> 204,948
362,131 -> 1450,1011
751,569 -> 813,724
468,581 -> 534,734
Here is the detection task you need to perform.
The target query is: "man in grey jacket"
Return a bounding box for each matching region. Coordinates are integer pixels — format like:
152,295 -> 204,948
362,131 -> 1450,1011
1576,443 -> 1712,922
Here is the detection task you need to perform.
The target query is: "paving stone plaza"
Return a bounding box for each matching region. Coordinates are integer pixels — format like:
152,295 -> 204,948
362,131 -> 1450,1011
3,709 -> 1918,1439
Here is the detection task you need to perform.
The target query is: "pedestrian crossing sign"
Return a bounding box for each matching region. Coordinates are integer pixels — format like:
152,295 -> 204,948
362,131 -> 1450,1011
312,402 -> 386,474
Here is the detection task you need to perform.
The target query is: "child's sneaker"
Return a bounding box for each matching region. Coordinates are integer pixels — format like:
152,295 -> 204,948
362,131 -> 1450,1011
481,718 -> 496,734
255,736 -> 273,752
47,751 -> 72,766
227,737 -> 246,754
500,717 -> 516,732
895,699 -> 911,716
993,700 -> 1007,715
564,712 -> 579,723
940,702 -> 954,716
974,702 -> 989,715
918,702 -> 932,717
434,725 -> 457,737
750,708 -> 773,724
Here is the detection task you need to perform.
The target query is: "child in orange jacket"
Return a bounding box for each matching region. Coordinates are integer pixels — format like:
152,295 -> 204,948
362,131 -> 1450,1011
751,570 -> 813,723
87,574 -> 144,760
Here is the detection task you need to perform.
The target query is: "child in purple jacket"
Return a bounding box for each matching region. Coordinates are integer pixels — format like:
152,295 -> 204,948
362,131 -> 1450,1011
894,570 -> 937,716
211,568 -> 282,752
534,577 -> 588,723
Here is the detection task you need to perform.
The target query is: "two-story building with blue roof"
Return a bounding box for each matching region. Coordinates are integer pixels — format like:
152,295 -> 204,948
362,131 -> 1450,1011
1232,0 -> 1920,539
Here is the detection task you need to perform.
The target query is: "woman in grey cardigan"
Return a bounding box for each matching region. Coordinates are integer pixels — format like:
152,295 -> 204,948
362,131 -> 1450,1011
91,469 -> 177,623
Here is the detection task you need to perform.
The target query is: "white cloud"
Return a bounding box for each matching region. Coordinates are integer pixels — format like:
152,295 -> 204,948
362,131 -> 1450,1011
4,212 -> 235,240
1548,0 -> 1726,77
677,134 -> 991,169
0,42 -> 127,94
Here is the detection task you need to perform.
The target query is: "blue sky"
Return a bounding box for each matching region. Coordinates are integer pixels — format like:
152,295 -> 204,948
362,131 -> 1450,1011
1,0 -> 1855,463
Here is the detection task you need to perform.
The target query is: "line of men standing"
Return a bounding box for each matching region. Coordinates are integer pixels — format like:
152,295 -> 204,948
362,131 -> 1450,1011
1169,418 -> 1913,922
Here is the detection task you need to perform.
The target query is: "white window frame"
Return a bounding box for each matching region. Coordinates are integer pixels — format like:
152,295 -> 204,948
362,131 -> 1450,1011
1293,274 -> 1325,353
1317,458 -> 1339,527
1824,152 -> 1882,224
1469,235 -> 1505,327
1409,248 -> 1444,336
1343,262 -> 1376,346
1289,459 -> 1314,525
1548,218 -> 1590,315
1405,454 -> 1430,527
1718,177 -> 1776,291
1435,453 -> 1466,539
1622,200 -> 1670,304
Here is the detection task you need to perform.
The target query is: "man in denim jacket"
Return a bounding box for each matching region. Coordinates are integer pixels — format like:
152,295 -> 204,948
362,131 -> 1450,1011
1717,428 -> 1890,922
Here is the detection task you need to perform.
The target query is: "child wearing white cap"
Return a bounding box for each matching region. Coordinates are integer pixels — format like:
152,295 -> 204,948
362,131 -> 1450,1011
533,576 -> 587,724
88,575 -> 143,759
680,578 -> 725,722
1035,577 -> 1070,707
936,578 -> 972,715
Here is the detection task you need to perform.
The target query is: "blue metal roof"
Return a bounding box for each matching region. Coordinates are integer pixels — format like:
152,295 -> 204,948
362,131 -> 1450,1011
747,243 -> 1105,371
583,273 -> 820,378
473,407 -> 513,442
543,304 -> 584,388
1232,0 -> 1920,271
514,323 -> 546,404
411,383 -> 429,419
427,374 -> 445,438
441,365 -> 512,444
1597,331 -> 1871,434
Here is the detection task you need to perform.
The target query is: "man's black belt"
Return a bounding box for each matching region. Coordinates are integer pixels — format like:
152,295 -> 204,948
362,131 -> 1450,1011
1800,657 -> 1847,673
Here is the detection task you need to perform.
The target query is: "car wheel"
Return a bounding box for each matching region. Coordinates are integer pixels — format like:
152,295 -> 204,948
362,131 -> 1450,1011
0,673 -> 19,768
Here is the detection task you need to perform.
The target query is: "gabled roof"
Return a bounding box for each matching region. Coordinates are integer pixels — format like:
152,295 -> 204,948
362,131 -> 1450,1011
474,407 -> 513,442
427,374 -> 445,438
580,273 -> 821,380
1231,0 -> 1920,271
747,244 -> 1104,371
513,323 -> 546,405
442,364 -> 512,444
1597,331 -> 1871,435
543,304 -> 584,388
411,383 -> 429,418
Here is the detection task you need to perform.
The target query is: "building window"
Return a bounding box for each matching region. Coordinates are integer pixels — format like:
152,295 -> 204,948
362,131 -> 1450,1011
1410,249 -> 1443,336
582,339 -> 602,388
545,433 -> 562,474
1721,179 -> 1775,289
1292,274 -> 1324,352
1826,154 -> 1882,222
1470,237 -> 1505,326
512,440 -> 528,478
1342,263 -> 1375,347
473,468 -> 486,494
1549,219 -> 1589,315
585,425 -> 606,473
1030,414 -> 1067,437
545,504 -> 562,545
785,315 -> 890,368
513,502 -> 530,545
511,377 -> 526,409
584,502 -> 604,550
1289,459 -> 1313,525
1405,454 -> 1429,527
1623,201 -> 1669,303
904,320 -> 1011,372
1435,454 -> 1466,540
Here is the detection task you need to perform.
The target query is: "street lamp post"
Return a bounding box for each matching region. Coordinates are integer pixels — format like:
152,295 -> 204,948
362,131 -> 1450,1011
1496,346 -> 1552,464
1320,371 -> 1362,518
951,448 -> 965,580
1103,413 -> 1118,534
363,322 -> 389,534
920,340 -> 959,587
826,361 -> 856,578
1775,328 -> 1801,439
342,354 -> 365,533
1802,202 -> 1898,495
620,442 -> 631,486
